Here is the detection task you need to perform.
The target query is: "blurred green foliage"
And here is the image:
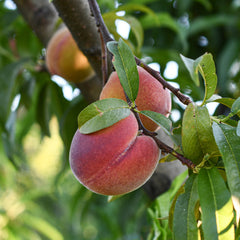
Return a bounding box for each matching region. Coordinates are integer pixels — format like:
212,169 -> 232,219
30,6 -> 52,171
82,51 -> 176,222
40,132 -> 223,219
0,0 -> 240,239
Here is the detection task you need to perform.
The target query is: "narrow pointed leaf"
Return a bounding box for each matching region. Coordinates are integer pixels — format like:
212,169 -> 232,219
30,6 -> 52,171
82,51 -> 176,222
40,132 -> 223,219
198,168 -> 234,240
212,122 -> 240,201
0,59 -> 29,126
78,98 -> 130,134
140,110 -> 172,134
107,39 -> 139,102
173,173 -> 199,240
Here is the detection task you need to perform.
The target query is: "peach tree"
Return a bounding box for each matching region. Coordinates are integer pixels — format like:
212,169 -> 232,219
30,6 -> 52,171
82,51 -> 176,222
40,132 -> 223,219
0,0 -> 240,239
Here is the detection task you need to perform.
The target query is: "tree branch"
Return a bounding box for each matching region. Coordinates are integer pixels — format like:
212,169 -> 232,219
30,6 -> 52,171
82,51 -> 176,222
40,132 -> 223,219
13,0 -> 102,102
52,0 -> 103,80
13,0 -> 59,46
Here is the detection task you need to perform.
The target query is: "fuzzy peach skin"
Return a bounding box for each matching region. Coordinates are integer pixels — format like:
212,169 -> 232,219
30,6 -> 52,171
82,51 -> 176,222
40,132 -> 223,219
100,66 -> 171,131
69,112 -> 160,196
46,27 -> 94,83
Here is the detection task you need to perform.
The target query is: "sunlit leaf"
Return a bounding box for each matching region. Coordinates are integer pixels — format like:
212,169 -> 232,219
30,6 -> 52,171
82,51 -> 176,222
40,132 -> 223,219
107,39 -> 139,102
78,98 -> 130,134
198,168 -> 234,240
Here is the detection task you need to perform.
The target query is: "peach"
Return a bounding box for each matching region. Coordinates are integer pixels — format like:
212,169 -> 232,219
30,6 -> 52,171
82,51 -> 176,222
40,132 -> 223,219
69,112 -> 160,196
100,66 -> 171,131
46,27 -> 94,83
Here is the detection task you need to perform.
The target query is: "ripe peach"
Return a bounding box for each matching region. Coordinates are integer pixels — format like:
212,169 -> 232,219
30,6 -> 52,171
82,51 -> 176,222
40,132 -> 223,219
100,66 -> 171,131
46,27 -> 94,83
69,112 -> 160,196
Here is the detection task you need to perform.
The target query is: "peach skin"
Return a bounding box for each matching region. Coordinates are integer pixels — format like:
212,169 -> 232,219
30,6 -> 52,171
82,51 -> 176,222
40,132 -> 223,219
46,27 -> 94,83
69,112 -> 160,196
100,66 -> 171,132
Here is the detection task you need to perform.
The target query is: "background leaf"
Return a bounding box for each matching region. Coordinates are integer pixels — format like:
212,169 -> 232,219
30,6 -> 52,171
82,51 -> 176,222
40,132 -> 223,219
107,39 -> 139,102
0,59 -> 29,128
198,168 -> 234,240
78,98 -> 131,134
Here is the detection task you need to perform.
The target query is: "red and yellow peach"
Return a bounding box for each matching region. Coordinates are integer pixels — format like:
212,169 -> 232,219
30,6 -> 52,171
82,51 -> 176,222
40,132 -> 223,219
100,66 -> 171,131
46,27 -> 94,83
69,112 -> 160,196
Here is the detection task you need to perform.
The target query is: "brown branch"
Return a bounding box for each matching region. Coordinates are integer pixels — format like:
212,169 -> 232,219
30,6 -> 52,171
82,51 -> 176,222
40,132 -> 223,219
134,58 -> 192,105
131,108 -> 195,169
152,136 -> 195,169
14,0 -> 102,102
99,31 -> 108,86
88,0 -> 114,43
52,0 -> 103,80
13,0 -> 59,46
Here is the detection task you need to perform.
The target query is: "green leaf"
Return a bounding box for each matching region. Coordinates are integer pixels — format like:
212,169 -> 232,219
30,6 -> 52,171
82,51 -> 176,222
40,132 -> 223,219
198,168 -> 234,240
212,122 -> 240,201
231,96 -> 240,115
78,98 -> 131,134
182,103 -> 220,165
36,82 -> 52,137
140,110 -> 172,134
0,59 -> 29,128
107,39 -> 139,102
60,95 -> 87,152
180,53 -> 217,105
199,54 -> 218,104
173,174 -> 199,240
